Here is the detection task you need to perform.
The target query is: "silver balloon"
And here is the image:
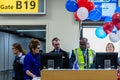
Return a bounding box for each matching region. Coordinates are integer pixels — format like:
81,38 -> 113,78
117,30 -> 120,39
109,32 -> 120,42
77,7 -> 88,20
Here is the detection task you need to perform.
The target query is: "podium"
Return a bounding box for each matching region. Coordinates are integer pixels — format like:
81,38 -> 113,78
41,69 -> 117,80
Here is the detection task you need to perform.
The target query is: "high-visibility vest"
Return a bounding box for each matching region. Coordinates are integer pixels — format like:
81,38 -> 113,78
74,48 -> 94,69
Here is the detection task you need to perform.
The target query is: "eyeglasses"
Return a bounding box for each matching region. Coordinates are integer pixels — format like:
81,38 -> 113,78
37,47 -> 40,49
12,48 -> 15,50
54,44 -> 60,46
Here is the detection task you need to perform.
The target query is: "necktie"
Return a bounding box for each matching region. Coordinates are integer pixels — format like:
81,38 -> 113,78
55,50 -> 59,53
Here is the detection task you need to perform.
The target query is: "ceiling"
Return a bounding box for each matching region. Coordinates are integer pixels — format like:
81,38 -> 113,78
0,25 -> 46,41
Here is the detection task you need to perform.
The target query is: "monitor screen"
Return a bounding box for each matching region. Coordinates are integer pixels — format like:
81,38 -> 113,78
91,0 -> 118,20
40,52 -> 63,69
95,52 -> 118,69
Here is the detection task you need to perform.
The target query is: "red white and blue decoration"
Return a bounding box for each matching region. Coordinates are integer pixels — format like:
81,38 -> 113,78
65,0 -> 101,21
65,0 -> 120,43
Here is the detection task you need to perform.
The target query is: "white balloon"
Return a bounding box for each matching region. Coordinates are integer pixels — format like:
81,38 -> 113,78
117,30 -> 120,39
109,32 -> 120,42
77,7 -> 88,20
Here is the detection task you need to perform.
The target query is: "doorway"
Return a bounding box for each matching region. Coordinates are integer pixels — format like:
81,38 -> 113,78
0,25 -> 46,80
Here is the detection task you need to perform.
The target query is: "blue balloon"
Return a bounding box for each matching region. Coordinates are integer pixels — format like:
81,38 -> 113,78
115,7 -> 120,13
65,0 -> 78,12
95,27 -> 107,39
104,16 -> 112,23
88,9 -> 102,21
112,26 -> 118,33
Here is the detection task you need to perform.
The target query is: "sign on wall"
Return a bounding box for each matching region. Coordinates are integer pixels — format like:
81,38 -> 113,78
0,0 -> 46,15
91,0 -> 118,20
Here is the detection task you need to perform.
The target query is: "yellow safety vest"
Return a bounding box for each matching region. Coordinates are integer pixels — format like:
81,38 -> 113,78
74,48 -> 94,69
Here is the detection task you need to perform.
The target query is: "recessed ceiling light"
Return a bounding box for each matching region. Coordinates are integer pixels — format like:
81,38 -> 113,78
16,30 -> 46,32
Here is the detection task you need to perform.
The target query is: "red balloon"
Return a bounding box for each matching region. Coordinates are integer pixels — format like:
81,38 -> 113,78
116,22 -> 120,30
77,0 -> 88,8
103,22 -> 114,34
85,2 -> 95,12
74,12 -> 81,21
77,0 -> 89,2
112,13 -> 120,25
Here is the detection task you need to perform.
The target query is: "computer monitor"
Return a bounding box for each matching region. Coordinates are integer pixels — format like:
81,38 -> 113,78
40,52 -> 63,69
95,52 -> 118,69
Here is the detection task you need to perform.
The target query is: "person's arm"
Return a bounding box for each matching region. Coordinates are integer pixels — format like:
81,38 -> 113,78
26,70 -> 36,78
90,49 -> 96,69
69,50 -> 76,69
90,54 -> 96,69
24,54 -> 36,78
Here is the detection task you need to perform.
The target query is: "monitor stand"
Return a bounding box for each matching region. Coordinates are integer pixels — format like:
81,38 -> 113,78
104,59 -> 111,69
48,59 -> 54,69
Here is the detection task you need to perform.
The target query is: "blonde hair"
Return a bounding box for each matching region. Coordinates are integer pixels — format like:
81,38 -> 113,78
106,43 -> 115,52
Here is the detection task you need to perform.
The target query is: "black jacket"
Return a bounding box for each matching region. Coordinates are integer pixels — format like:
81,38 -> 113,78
13,56 -> 24,80
50,49 -> 69,69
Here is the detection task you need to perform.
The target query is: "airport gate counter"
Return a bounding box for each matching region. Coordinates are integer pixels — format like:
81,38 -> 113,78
41,69 -> 117,80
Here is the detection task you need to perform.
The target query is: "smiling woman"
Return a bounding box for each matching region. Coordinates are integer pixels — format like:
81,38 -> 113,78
106,43 -> 115,53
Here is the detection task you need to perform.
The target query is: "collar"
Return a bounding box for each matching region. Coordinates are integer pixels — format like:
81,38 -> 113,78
18,53 -> 22,57
55,49 -> 60,51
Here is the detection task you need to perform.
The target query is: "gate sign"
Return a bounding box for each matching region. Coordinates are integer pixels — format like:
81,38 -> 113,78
0,0 -> 38,13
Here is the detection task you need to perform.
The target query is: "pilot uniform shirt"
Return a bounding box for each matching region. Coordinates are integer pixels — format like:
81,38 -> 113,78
13,53 -> 25,80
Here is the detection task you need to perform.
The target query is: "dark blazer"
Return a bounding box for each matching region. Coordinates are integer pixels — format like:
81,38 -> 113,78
50,49 -> 69,69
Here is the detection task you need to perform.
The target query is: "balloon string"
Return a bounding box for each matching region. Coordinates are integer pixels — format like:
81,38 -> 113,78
79,21 -> 83,39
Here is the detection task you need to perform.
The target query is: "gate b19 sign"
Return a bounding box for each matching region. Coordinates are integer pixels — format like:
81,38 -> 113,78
0,0 -> 38,13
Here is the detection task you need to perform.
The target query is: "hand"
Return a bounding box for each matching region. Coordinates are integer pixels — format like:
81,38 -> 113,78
32,75 -> 36,78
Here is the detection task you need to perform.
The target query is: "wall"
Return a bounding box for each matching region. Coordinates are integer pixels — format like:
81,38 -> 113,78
0,0 -> 80,54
